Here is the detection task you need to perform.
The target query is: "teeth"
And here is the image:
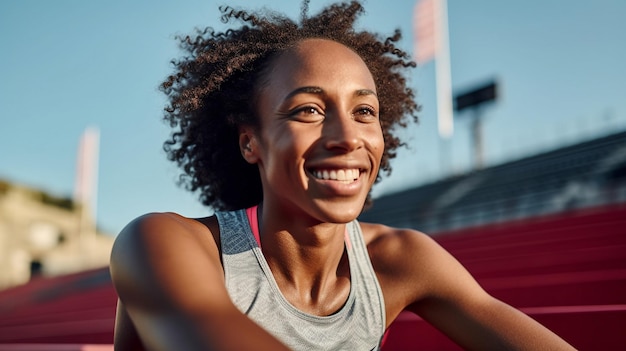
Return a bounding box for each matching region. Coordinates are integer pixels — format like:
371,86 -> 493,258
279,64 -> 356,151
337,170 -> 345,180
312,169 -> 360,182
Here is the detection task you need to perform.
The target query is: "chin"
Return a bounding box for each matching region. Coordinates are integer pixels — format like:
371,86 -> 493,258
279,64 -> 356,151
312,199 -> 365,224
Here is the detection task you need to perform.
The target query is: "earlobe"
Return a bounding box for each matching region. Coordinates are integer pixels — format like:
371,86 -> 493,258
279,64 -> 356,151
239,129 -> 259,164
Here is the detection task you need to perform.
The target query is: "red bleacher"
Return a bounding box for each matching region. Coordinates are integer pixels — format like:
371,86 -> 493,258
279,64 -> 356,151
0,267 -> 116,345
0,205 -> 624,350
382,204 -> 626,350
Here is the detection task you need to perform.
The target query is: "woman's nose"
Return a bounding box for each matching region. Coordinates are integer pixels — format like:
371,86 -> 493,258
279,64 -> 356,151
323,112 -> 362,152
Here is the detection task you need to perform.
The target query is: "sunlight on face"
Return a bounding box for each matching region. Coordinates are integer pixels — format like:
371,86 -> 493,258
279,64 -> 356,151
250,39 -> 384,224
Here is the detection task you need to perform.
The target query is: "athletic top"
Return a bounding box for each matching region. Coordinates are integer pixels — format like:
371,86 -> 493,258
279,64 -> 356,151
216,207 -> 386,350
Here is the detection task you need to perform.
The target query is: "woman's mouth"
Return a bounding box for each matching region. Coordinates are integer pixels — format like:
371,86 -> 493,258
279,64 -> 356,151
310,168 -> 361,183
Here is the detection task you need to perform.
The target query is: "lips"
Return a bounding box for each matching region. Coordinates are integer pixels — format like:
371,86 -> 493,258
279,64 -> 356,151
310,168 -> 361,183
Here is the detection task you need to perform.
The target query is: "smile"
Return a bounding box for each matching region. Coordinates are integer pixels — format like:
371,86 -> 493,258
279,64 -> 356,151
311,168 -> 361,183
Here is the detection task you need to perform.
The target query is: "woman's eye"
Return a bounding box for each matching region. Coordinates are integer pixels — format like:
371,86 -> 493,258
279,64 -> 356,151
353,107 -> 378,121
290,106 -> 324,121
302,107 -> 320,115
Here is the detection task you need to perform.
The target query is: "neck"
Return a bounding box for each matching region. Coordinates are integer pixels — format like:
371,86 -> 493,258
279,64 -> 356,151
260,202 -> 347,269
256,201 -> 350,309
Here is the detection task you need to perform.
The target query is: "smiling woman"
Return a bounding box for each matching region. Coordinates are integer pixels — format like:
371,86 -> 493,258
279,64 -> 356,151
156,1 -> 418,213
108,1 -> 576,350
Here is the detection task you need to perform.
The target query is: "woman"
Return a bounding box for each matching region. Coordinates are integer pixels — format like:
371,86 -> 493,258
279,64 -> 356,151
109,1 -> 576,350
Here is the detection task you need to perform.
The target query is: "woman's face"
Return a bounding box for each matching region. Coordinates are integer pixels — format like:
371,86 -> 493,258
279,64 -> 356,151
245,38 -> 384,224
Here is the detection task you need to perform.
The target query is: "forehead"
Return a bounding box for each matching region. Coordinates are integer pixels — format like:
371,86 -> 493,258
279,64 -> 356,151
264,38 -> 376,91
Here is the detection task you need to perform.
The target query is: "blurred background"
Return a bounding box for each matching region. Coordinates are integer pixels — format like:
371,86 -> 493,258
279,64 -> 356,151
0,0 -> 624,349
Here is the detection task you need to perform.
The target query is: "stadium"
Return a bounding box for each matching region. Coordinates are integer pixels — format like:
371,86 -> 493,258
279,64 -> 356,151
1,0 -> 625,349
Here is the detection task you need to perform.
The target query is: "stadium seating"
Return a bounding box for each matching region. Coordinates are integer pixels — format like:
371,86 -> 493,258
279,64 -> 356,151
381,204 -> 626,350
0,268 -> 116,345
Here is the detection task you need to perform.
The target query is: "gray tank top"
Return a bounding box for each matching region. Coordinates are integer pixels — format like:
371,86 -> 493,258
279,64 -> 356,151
216,209 -> 386,350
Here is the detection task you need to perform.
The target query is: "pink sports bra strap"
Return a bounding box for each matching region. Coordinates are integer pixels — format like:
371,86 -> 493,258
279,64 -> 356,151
246,205 -> 261,248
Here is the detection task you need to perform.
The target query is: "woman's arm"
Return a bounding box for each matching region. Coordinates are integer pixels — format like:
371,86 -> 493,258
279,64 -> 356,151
371,226 -> 576,350
109,212 -> 291,351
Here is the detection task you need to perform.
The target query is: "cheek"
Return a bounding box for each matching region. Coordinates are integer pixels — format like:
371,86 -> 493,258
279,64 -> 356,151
277,124 -> 322,153
368,126 -> 385,159
271,128 -> 306,157
261,127 -> 312,173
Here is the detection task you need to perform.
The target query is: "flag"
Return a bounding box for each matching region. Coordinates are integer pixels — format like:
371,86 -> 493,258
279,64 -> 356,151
413,0 -> 437,64
414,0 -> 454,139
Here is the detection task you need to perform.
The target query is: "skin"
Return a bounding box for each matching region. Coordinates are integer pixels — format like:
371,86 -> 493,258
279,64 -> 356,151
110,39 -> 576,351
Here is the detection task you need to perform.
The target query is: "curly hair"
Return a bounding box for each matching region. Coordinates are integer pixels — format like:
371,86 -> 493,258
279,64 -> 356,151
162,0 -> 419,211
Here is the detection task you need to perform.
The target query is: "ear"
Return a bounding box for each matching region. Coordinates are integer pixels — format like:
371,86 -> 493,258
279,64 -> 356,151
239,127 -> 260,164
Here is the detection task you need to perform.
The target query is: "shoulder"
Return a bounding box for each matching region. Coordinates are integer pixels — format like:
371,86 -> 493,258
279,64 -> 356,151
359,222 -> 485,312
360,222 -> 445,272
360,222 -> 454,285
111,212 -> 219,268
114,212 -> 218,242
110,212 -> 223,306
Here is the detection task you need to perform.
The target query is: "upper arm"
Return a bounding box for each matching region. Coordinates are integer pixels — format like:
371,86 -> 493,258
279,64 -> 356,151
109,213 -> 229,350
371,227 -> 575,350
109,213 -> 290,351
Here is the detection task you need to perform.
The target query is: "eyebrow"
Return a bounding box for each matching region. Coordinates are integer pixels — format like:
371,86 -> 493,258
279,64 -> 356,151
284,86 -> 378,100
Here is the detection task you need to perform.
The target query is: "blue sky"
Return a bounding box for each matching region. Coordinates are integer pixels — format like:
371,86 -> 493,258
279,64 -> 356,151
1,0 -> 625,235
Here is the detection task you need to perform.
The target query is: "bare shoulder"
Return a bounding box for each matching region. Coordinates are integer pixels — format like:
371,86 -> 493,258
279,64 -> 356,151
359,222 -> 483,318
360,222 -> 446,275
111,212 -> 219,261
109,212 -> 224,310
110,212 -> 220,272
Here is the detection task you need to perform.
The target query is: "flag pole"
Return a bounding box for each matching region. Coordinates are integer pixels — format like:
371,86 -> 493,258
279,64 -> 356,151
414,0 -> 454,178
435,0 -> 453,139
434,0 -> 454,176
74,127 -> 100,266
